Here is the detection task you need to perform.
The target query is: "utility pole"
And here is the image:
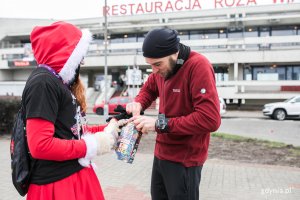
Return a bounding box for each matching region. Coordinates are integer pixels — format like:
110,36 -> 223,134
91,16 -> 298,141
103,0 -> 108,116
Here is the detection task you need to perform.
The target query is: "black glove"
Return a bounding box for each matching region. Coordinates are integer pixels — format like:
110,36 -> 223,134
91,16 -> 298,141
106,105 -> 144,122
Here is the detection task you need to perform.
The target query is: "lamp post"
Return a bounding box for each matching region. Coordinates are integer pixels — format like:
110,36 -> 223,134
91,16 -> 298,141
103,0 -> 108,117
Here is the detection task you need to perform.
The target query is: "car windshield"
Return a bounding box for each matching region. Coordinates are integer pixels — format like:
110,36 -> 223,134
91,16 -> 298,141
284,97 -> 294,102
109,98 -> 119,104
119,98 -> 131,103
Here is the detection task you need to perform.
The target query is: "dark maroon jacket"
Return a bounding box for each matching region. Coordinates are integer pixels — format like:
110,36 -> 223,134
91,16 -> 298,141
135,51 -> 221,167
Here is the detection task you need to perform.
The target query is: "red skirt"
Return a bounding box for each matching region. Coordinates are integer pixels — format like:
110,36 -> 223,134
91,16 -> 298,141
27,167 -> 105,200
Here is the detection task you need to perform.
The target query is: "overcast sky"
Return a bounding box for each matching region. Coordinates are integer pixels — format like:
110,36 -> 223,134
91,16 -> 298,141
0,0 -> 103,19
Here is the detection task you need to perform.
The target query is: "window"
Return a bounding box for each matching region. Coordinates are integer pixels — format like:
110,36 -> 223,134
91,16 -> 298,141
293,66 -> 300,80
137,33 -> 146,42
205,29 -> 219,39
228,27 -> 243,38
245,27 -> 258,37
119,97 -> 132,104
123,34 -> 137,43
271,26 -> 297,36
190,30 -> 204,40
178,31 -> 189,40
243,66 -> 252,80
252,66 -> 295,80
109,98 -> 118,104
214,66 -> 229,81
219,29 -> 227,38
286,66 -> 293,80
110,34 -> 124,43
259,27 -> 270,37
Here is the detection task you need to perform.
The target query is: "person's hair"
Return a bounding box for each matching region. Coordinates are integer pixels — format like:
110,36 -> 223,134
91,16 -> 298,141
70,77 -> 87,113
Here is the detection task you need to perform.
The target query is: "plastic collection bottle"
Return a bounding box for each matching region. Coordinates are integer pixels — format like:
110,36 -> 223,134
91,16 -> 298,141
115,122 -> 142,164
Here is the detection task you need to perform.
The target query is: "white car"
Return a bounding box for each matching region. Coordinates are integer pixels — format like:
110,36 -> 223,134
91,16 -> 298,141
262,95 -> 300,120
219,97 -> 226,116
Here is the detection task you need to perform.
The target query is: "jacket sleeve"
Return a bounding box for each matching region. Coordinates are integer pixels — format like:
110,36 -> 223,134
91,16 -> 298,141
27,118 -> 87,161
167,57 -> 221,135
85,124 -> 106,133
134,74 -> 159,110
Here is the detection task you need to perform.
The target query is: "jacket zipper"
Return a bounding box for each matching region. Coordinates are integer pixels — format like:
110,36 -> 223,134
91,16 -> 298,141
162,79 -> 166,114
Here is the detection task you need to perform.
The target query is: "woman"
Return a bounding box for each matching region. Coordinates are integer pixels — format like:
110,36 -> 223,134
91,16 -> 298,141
23,21 -> 122,200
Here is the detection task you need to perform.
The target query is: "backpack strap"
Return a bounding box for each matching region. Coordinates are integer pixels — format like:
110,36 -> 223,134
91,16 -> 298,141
20,92 -> 37,184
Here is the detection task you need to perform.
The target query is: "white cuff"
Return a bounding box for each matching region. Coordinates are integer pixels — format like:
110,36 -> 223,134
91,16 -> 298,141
78,134 -> 97,167
78,157 -> 91,167
94,132 -> 115,155
104,120 -> 119,138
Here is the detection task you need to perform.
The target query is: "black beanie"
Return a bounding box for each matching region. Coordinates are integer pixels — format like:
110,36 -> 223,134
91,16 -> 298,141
142,28 -> 180,58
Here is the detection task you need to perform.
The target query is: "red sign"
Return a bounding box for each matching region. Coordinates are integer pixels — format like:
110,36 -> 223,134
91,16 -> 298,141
14,61 -> 30,66
8,60 -> 37,67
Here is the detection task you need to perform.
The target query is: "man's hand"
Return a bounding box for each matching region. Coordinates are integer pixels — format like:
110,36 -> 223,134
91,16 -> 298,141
130,116 -> 156,134
126,102 -> 142,116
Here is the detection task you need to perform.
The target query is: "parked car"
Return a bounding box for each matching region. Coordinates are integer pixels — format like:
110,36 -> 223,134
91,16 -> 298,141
262,95 -> 300,120
93,96 -> 134,115
219,97 -> 226,116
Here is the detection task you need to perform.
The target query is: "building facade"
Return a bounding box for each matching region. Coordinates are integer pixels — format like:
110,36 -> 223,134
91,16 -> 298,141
0,0 -> 300,107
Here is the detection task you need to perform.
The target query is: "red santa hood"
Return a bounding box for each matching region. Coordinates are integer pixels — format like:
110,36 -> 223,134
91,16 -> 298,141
30,21 -> 92,84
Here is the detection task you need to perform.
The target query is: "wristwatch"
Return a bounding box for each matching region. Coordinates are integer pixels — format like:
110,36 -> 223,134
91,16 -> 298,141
155,114 -> 169,133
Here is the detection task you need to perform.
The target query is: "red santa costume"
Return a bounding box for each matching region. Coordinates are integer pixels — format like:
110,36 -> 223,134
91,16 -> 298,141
23,21 -> 119,200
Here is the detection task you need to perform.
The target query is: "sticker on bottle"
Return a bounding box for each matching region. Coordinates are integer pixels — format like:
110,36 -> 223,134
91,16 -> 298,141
115,122 -> 142,164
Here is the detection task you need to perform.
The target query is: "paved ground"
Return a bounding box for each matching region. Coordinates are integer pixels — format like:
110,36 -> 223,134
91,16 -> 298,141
1,134 -> 300,200
219,116 -> 300,147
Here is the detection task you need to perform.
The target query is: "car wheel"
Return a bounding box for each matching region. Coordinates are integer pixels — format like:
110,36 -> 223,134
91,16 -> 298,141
96,108 -> 104,115
273,109 -> 286,121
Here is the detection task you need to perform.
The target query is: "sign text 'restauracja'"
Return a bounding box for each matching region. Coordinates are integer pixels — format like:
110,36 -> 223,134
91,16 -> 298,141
102,0 -> 298,16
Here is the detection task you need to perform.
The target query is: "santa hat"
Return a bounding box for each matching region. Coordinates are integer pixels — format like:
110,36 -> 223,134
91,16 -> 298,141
30,21 -> 92,84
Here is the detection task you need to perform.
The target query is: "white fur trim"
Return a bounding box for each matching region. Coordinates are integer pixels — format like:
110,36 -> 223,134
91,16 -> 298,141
59,29 -> 92,84
78,133 -> 97,167
94,132 -> 116,155
78,156 -> 91,168
104,119 -> 119,139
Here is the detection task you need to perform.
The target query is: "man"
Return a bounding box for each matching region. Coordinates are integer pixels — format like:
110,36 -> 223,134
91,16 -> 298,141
126,28 -> 221,200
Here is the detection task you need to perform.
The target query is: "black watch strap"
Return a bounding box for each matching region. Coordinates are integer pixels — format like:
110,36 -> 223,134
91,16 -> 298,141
155,114 -> 169,133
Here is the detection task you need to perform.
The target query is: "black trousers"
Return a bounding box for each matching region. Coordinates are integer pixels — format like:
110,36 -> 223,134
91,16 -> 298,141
151,156 -> 203,200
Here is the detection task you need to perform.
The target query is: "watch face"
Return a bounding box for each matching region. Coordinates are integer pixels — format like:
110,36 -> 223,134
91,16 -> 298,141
157,115 -> 166,129
156,114 -> 168,132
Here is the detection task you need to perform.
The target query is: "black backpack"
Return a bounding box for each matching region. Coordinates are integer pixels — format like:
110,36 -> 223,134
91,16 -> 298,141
10,104 -> 35,196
